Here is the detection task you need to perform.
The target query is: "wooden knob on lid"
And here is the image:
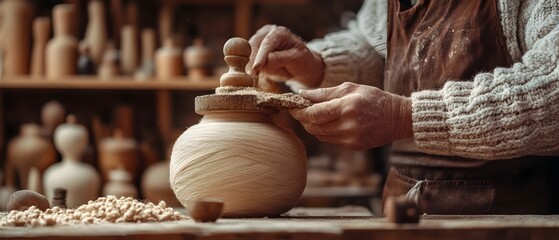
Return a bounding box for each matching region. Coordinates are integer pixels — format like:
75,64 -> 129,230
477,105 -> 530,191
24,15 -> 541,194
220,37 -> 253,87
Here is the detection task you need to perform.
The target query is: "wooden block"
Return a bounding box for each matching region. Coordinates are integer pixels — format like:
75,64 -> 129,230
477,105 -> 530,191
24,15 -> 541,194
384,195 -> 419,224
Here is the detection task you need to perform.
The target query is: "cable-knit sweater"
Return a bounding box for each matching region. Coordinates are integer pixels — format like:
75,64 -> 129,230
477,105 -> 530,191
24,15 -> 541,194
306,0 -> 559,160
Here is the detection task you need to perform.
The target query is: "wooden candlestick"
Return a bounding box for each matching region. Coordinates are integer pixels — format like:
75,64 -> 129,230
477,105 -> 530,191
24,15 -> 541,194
46,4 -> 78,79
84,0 -> 107,66
31,17 -> 51,77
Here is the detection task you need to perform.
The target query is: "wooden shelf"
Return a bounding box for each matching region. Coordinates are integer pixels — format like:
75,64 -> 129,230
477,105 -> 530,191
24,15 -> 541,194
154,0 -> 309,5
0,76 -> 220,90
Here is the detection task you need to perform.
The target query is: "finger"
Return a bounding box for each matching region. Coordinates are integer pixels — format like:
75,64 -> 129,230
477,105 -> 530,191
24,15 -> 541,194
260,67 -> 292,80
299,82 -> 357,103
266,48 -> 301,69
315,135 -> 355,148
302,119 -> 353,136
253,26 -> 294,73
289,99 -> 343,124
248,25 -> 276,76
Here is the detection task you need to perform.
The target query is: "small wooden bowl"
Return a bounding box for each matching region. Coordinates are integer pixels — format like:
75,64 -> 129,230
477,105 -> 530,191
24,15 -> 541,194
186,199 -> 224,222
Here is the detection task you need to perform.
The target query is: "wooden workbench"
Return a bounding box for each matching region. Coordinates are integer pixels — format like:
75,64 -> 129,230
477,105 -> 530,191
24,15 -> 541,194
1,207 -> 559,240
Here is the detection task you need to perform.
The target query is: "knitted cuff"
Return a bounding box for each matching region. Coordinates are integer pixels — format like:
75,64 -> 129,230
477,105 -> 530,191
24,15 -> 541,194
410,88 -> 452,156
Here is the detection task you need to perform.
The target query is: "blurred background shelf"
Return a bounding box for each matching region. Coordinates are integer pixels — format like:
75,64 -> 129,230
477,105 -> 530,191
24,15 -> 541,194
0,76 -> 220,90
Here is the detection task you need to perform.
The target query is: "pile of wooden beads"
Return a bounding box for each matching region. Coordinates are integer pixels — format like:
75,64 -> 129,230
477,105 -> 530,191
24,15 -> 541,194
1,195 -> 186,227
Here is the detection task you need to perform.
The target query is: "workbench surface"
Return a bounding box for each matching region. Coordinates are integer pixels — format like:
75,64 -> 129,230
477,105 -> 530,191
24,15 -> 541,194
1,207 -> 559,240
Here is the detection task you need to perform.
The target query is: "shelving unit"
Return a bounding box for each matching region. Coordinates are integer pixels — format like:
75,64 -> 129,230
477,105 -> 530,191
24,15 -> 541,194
0,77 -> 220,90
0,76 -> 220,158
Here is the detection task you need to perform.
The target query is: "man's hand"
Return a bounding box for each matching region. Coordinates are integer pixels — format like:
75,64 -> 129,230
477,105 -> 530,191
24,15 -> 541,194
249,25 -> 324,88
290,82 -> 413,150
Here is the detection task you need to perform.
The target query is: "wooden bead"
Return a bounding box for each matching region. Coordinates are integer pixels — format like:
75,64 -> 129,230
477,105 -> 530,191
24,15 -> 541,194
186,199 -> 224,222
384,195 -> 420,224
7,190 -> 50,211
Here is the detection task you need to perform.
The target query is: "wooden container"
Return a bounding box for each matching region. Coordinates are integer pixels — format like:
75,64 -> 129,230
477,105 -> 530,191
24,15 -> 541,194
184,38 -> 213,79
43,115 -> 101,208
31,17 -> 51,76
155,38 -> 183,80
7,124 -> 57,193
0,0 -> 33,75
103,169 -> 138,198
141,160 -> 181,207
46,4 -> 78,79
98,130 -> 139,182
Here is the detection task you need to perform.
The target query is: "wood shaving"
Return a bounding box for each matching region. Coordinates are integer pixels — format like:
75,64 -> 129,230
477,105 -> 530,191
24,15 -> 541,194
0,195 -> 186,227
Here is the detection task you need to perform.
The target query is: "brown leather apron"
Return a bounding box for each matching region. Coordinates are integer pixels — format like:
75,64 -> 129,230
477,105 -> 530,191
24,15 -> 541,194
383,0 -> 559,214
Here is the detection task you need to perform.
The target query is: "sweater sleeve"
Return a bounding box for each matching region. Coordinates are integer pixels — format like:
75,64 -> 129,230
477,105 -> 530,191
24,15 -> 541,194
411,0 -> 559,160
290,0 -> 386,91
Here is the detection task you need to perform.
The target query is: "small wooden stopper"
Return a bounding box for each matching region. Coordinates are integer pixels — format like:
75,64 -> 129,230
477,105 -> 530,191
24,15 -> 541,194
384,196 -> 420,224
187,199 -> 224,222
220,37 -> 253,87
7,190 -> 50,211
51,188 -> 67,208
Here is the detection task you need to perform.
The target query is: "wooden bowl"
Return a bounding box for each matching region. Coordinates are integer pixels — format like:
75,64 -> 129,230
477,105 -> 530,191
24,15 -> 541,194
186,199 -> 224,222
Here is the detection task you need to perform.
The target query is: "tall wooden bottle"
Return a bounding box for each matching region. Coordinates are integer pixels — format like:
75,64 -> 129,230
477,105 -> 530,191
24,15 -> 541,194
46,4 -> 78,79
0,0 -> 33,75
120,25 -> 138,75
7,124 -> 56,192
31,17 -> 51,76
43,115 -> 101,208
155,38 -> 183,80
84,0 -> 107,66
135,28 -> 156,80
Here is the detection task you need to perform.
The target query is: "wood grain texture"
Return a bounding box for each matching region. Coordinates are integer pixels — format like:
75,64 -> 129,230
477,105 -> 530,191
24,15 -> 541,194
1,208 -> 559,239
